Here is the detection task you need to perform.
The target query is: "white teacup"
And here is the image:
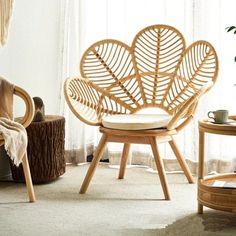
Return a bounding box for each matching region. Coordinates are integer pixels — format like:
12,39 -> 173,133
207,110 -> 229,124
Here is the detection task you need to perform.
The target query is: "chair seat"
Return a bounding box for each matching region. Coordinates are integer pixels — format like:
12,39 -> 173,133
102,114 -> 171,130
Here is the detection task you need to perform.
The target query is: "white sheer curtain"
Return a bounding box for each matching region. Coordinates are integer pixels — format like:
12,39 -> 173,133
60,0 -> 97,164
192,0 -> 236,173
61,0 -> 236,173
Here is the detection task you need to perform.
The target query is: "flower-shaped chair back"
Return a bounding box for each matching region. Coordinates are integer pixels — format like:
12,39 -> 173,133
66,25 -> 218,128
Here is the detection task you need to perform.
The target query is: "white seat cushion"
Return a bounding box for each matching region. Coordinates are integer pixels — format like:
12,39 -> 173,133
102,114 -> 171,130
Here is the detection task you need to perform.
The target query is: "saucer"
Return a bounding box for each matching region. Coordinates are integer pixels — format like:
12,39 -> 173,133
211,119 -> 235,124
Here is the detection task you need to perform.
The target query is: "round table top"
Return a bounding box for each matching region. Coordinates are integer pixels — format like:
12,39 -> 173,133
199,115 -> 236,135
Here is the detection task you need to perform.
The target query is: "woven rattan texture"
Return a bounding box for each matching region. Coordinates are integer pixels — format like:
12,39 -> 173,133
64,25 -> 218,127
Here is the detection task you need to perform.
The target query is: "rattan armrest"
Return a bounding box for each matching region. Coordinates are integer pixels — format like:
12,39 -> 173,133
14,86 -> 35,128
64,76 -> 135,126
64,77 -> 100,126
167,81 -> 213,131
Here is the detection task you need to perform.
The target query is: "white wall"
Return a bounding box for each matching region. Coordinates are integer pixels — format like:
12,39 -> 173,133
0,0 -> 62,115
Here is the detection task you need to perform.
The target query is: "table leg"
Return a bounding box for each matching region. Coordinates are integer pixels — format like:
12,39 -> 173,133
198,202 -> 203,214
198,129 -> 205,214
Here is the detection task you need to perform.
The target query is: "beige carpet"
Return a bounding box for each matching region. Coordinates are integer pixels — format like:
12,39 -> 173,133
0,163 -> 235,236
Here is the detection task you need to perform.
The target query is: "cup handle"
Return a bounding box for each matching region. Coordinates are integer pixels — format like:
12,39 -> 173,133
207,111 -> 215,121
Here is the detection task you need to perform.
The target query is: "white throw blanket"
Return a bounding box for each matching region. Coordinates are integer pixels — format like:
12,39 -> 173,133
0,117 -> 27,166
0,77 -> 28,166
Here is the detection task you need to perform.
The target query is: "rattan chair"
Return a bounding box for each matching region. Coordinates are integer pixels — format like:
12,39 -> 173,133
0,85 -> 35,202
64,24 -> 218,200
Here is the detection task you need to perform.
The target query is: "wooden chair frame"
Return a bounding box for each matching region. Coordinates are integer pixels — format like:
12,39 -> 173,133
64,24 -> 218,199
0,85 -> 35,202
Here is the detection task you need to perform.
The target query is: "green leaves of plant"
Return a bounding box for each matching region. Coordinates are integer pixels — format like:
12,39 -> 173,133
226,26 -> 236,33
226,26 -> 236,62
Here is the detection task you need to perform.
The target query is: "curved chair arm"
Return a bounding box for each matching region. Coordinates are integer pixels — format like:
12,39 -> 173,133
64,77 -> 102,126
166,40 -> 218,131
0,86 -> 34,145
167,81 -> 213,131
14,86 -> 35,128
64,77 -> 130,126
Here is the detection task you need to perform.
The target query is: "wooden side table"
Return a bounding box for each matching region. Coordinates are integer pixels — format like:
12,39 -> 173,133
10,115 -> 66,183
198,117 -> 236,213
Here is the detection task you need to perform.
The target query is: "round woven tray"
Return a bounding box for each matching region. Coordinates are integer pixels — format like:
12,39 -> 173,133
198,173 -> 236,213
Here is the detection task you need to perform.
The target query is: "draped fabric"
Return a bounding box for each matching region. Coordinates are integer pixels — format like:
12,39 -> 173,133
0,0 -> 14,46
0,77 -> 14,119
61,0 -> 236,173
0,78 -> 28,166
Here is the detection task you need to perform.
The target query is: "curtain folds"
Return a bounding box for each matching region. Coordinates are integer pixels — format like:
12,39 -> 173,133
59,0 -> 96,163
61,0 -> 236,173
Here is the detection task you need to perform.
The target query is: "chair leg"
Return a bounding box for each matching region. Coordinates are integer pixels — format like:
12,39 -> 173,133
21,152 -> 36,202
168,138 -> 194,183
80,134 -> 108,194
149,137 -> 170,200
118,143 -> 131,179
